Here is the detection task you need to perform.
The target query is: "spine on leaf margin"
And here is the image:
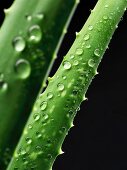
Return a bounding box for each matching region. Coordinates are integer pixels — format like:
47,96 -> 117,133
0,0 -> 78,168
7,0 -> 127,170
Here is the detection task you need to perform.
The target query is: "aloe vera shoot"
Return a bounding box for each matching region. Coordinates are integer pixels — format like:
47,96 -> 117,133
0,0 -> 78,168
7,0 -> 127,170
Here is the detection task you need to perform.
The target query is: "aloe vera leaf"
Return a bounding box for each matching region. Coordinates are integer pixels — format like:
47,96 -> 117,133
0,0 -> 78,168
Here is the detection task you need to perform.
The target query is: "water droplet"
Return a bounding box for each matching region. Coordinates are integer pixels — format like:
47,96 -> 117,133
69,110 -> 74,115
0,81 -> 8,92
88,59 -> 95,67
84,34 -> 90,40
59,127 -> 66,134
26,15 -> 32,21
28,124 -> 33,129
35,13 -> 44,20
45,139 -> 52,148
35,146 -> 43,155
73,60 -> 79,66
62,75 -> 66,80
88,25 -> 93,30
47,154 -> 52,160
73,89 -> 78,95
40,101 -> 47,110
47,92 -> 53,99
15,59 -> 31,79
36,132 -> 42,138
105,4 -> 109,8
70,55 -> 74,59
115,25 -> 118,28
85,44 -> 91,49
29,25 -> 42,43
20,149 -> 26,155
76,107 -> 80,111
41,114 -> 49,124
25,137 -> 32,145
13,37 -> 26,52
63,61 -> 71,70
76,48 -> 83,55
33,114 -> 40,121
94,49 -> 100,57
103,15 -> 108,20
57,83 -> 64,91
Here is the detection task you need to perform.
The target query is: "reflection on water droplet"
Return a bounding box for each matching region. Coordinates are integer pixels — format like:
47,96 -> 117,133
33,114 -> 40,121
29,25 -> 42,43
84,34 -> 90,40
13,37 -> 26,52
57,83 -> 64,91
62,75 -> 66,80
94,49 -> 100,57
28,124 -> 33,129
25,137 -> 32,145
42,114 -> 49,124
85,44 -> 91,49
88,59 -> 95,67
63,61 -> 71,70
20,149 -> 26,155
76,48 -> 83,55
47,92 -> 53,99
26,15 -> 32,21
15,59 -> 31,79
103,15 -> 108,20
47,154 -> 52,160
35,13 -> 44,20
40,101 -> 47,110
36,132 -> 42,138
76,107 -> 80,111
70,55 -> 74,59
105,4 -> 109,8
59,127 -> 66,134
73,60 -> 79,66
88,25 -> 93,30
0,81 -> 8,93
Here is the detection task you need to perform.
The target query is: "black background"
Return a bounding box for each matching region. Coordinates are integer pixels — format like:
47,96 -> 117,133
0,0 -> 127,170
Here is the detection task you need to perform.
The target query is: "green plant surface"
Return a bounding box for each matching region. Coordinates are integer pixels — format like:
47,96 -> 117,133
0,0 -> 78,168
7,0 -> 127,170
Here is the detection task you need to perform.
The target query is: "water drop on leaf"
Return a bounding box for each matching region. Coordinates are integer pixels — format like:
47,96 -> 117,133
15,59 -> 31,79
88,25 -> 93,30
33,114 -> 40,121
84,34 -> 90,40
88,59 -> 95,67
29,25 -> 42,43
57,83 -> 64,91
40,101 -> 47,110
35,13 -> 44,20
0,81 -> 8,93
13,37 -> 26,52
94,49 -> 100,57
63,61 -> 71,70
25,137 -> 32,145
47,92 -> 53,99
73,60 -> 79,66
76,48 -> 83,55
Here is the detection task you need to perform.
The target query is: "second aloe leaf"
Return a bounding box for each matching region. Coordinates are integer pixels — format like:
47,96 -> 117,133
0,0 -> 78,168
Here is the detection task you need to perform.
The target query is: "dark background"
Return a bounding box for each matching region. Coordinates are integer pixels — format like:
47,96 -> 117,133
1,0 -> 127,170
